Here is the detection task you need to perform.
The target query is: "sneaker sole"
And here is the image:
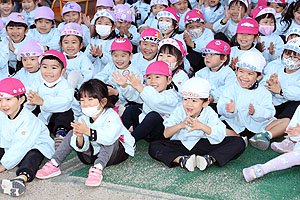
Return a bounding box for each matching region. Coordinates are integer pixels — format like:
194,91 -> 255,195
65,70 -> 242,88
85,176 -> 103,187
242,168 -> 252,183
184,154 -> 196,172
196,156 -> 207,171
270,144 -> 291,154
36,170 -> 62,179
249,139 -> 269,151
0,179 -> 26,197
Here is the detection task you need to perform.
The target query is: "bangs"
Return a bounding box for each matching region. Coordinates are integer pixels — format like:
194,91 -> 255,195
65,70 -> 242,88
159,44 -> 182,61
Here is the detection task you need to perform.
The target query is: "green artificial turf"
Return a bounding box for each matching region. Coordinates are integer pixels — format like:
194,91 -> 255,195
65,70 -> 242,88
70,140 -> 300,200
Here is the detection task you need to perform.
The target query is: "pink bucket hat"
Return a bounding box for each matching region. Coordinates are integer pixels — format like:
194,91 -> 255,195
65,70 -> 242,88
257,0 -> 267,6
157,7 -> 180,22
150,0 -> 168,7
180,77 -> 211,99
140,28 -> 162,44
145,61 -> 172,77
266,0 -> 288,3
159,38 -> 187,58
202,40 -> 231,55
96,0 -> 114,8
0,78 -> 26,98
60,23 -> 83,37
236,18 -> 259,35
251,6 -> 276,19
184,9 -> 205,25
115,4 -> 133,23
39,49 -> 67,69
228,0 -> 249,9
93,9 -> 115,23
34,6 -> 54,21
62,2 -> 81,16
110,38 -> 133,53
6,12 -> 27,26
18,39 -> 44,61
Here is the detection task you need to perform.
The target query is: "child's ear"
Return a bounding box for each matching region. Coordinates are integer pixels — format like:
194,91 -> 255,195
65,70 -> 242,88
19,95 -> 26,104
256,74 -> 263,81
25,27 -> 29,34
80,41 -> 84,49
203,99 -> 210,108
59,41 -> 62,48
100,97 -> 107,107
221,55 -> 227,63
111,24 -> 116,31
167,76 -> 172,85
129,53 -> 133,60
254,35 -> 259,42
61,68 -> 66,76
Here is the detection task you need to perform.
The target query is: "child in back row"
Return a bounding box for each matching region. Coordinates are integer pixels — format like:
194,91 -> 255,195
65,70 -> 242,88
0,0 -> 14,25
0,78 -> 54,197
197,0 -> 225,27
169,0 -> 191,32
20,0 -> 38,28
36,79 -> 135,187
148,77 -> 245,172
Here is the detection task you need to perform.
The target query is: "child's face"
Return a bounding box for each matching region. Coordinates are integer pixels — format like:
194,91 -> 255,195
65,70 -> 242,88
40,59 -> 64,83
21,0 -> 37,13
183,98 -> 208,117
293,7 -> 300,25
62,11 -> 80,24
287,34 -> 300,41
204,53 -> 226,69
145,74 -> 171,92
60,35 -> 83,56
0,1 -> 14,17
22,56 -> 39,73
139,41 -> 158,61
229,2 -> 246,23
0,96 -> 24,119
158,17 -> 175,35
151,4 -> 167,17
237,33 -> 257,50
208,0 -> 220,7
80,95 -> 100,108
157,51 -> 177,65
35,18 -> 52,34
115,21 -> 131,30
269,3 -> 285,14
6,26 -> 28,43
259,16 -> 275,26
95,16 -> 114,27
96,6 -> 113,12
171,0 -> 188,14
186,21 -> 205,31
236,67 -> 259,89
111,50 -> 132,69
282,50 -> 300,65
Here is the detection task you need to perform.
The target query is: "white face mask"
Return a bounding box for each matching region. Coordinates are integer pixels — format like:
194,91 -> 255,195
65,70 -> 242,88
95,25 -> 112,37
188,28 -> 203,39
42,76 -> 62,87
82,104 -> 103,118
166,61 -> 177,70
63,52 -> 80,57
283,57 -> 300,71
158,21 -> 172,32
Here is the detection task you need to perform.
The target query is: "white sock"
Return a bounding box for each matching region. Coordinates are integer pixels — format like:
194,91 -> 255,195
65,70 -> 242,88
51,159 -> 59,167
94,163 -> 103,170
267,131 -> 273,139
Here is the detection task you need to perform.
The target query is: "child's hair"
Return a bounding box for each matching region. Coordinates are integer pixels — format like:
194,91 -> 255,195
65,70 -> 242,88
92,18 -> 116,39
213,1 -> 222,12
41,55 -> 64,69
34,18 -> 55,26
16,93 -> 27,106
143,5 -> 168,23
6,21 -> 28,30
267,2 -> 287,10
60,35 -> 83,44
229,0 -> 247,12
230,34 -> 264,52
255,13 -> 277,32
220,54 -> 230,66
78,79 -> 114,109
0,0 -> 14,4
281,1 -> 300,33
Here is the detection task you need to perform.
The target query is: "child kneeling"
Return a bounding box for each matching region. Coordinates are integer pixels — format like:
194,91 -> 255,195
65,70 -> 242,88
148,78 -> 245,171
36,79 -> 135,186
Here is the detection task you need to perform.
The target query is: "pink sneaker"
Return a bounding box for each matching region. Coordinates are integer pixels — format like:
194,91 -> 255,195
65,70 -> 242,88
243,164 -> 264,182
271,138 -> 295,154
85,167 -> 103,187
36,161 -> 61,179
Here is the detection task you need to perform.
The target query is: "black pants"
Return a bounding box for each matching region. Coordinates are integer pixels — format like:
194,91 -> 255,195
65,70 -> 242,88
0,148 -> 44,182
48,109 -> 74,133
121,105 -> 142,129
149,137 -> 245,168
214,32 -> 230,44
222,120 -> 255,139
275,101 -> 300,119
186,46 -> 205,74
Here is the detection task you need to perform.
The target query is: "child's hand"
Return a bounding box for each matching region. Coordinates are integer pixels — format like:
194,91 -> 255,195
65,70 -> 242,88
186,117 -> 202,132
6,36 -> 15,53
231,56 -> 238,70
134,6 -> 138,18
285,123 -> 300,138
90,44 -> 103,58
237,6 -> 243,21
27,90 -> 44,106
223,5 -> 230,23
71,119 -> 90,136
265,73 -> 281,94
226,99 -> 235,113
197,0 -> 204,9
0,164 -> 6,173
261,41 -> 266,51
249,103 -> 255,115
82,14 -> 91,28
268,42 -> 275,56
203,0 -> 209,8
112,71 -> 129,88
183,32 -> 194,48
127,72 -> 144,92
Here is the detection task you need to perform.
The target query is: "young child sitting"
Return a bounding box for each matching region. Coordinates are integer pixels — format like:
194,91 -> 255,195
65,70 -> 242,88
197,0 -> 225,28
27,6 -> 60,51
36,79 -> 135,187
20,0 -> 38,28
0,78 -> 54,197
148,77 -> 245,172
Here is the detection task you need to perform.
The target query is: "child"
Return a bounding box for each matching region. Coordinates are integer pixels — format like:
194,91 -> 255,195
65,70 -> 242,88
94,38 -> 141,106
230,18 -> 263,67
217,51 -> 276,144
157,38 -> 189,90
148,77 -> 245,171
95,0 -> 114,12
138,0 -> 168,33
213,0 -> 249,42
27,6 -> 60,51
195,40 -> 235,112
114,61 -> 179,142
131,28 -> 161,75
58,2 -> 91,49
20,0 -> 38,28
267,0 -> 288,35
252,5 -> 284,63
36,79 -> 135,187
84,9 -> 117,74
197,0 -> 225,28
286,27 -> 300,41
0,78 -> 54,197
169,0 -> 191,32
60,23 -> 93,89
243,104 -> 300,182
250,37 -> 300,150
13,39 -> 43,92
131,0 -> 151,27
114,4 -> 140,47
0,0 -> 14,25
27,50 -> 74,149
183,9 -> 214,73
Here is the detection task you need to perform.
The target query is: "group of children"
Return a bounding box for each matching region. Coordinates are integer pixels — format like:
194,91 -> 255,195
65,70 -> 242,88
0,0 -> 300,197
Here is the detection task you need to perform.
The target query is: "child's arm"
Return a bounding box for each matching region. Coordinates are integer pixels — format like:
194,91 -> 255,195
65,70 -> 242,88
213,5 -> 230,33
217,86 -> 238,118
164,119 -> 187,138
